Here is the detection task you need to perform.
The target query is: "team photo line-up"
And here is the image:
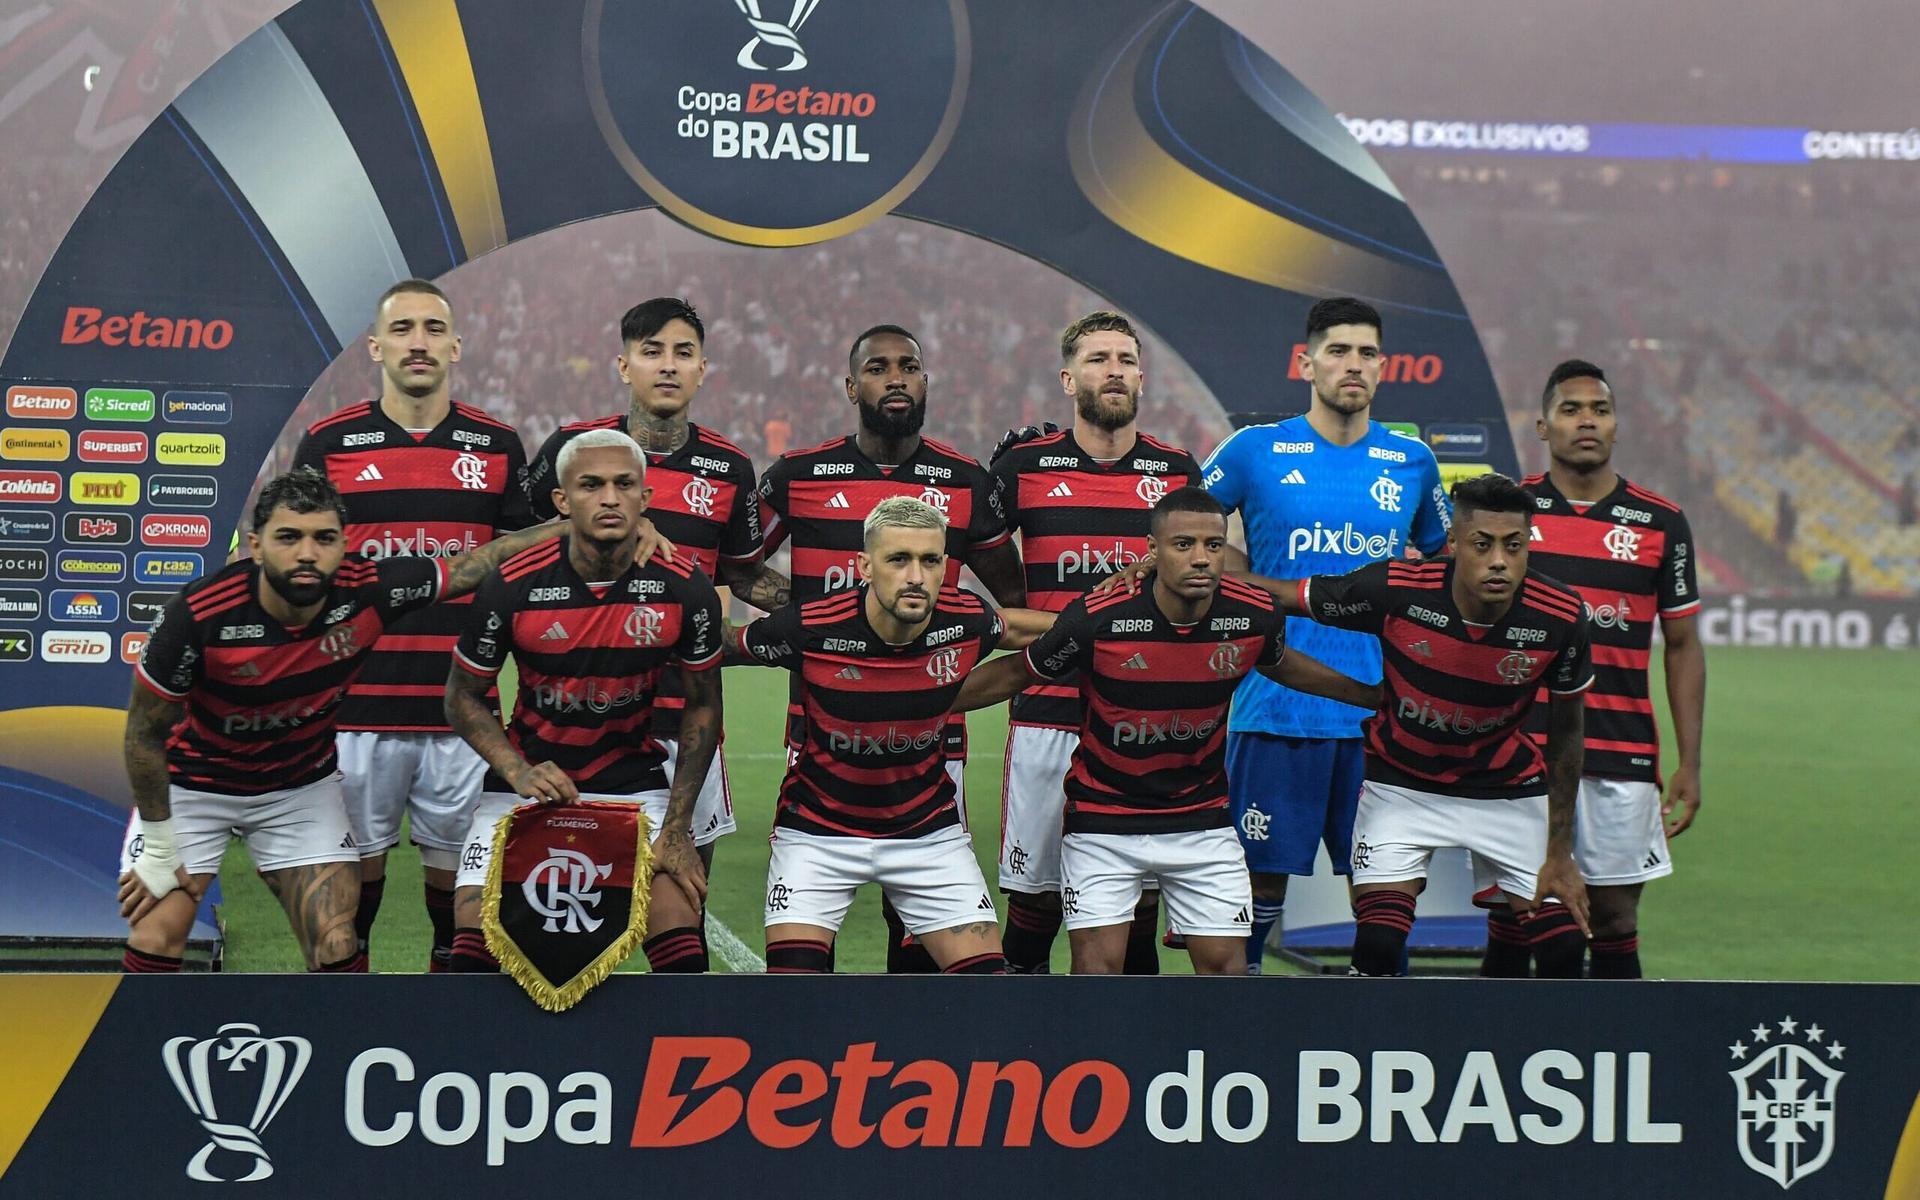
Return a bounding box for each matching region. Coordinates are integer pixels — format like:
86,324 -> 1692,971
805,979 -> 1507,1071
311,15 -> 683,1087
114,284 -> 1705,979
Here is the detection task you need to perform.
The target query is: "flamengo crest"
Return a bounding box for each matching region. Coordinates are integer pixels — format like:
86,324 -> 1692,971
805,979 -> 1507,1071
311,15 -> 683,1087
1729,1013 -> 1846,1189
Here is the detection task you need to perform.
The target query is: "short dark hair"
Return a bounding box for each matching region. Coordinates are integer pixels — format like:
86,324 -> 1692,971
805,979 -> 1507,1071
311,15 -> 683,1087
1541,358 -> 1610,413
1449,472 -> 1535,526
847,324 -> 919,373
251,466 -> 347,533
1060,310 -> 1140,362
376,278 -> 450,314
621,296 -> 705,348
1305,297 -> 1382,348
1149,486 -> 1226,535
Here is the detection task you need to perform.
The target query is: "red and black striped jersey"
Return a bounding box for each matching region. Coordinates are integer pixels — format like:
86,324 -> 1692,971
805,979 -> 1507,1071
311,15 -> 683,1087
452,536 -> 723,797
1024,576 -> 1284,833
757,434 -> 1010,599
527,416 -> 764,738
137,556 -> 446,796
739,586 -> 1001,839
1518,473 -> 1699,781
990,429 -> 1202,728
1302,559 -> 1593,799
293,401 -> 534,732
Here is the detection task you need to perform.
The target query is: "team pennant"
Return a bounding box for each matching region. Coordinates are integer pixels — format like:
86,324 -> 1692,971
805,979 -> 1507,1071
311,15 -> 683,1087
482,801 -> 652,1013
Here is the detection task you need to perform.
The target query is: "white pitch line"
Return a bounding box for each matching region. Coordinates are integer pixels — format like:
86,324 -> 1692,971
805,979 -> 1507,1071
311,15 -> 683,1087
707,913 -> 765,973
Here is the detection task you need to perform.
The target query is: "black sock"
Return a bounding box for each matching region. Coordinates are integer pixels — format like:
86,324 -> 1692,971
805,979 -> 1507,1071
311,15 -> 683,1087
1590,931 -> 1643,979
1350,892 -> 1416,976
1480,907 -> 1532,977
122,945 -> 183,973
424,884 -> 455,973
765,938 -> 832,973
449,928 -> 498,973
943,952 -> 1008,974
883,894 -> 938,974
354,876 -> 385,955
1123,893 -> 1161,975
314,950 -> 369,973
643,926 -> 708,973
1522,902 -> 1587,978
1002,892 -> 1061,974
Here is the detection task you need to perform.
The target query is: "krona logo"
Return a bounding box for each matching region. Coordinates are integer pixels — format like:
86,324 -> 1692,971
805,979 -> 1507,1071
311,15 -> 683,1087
61,306 -> 233,350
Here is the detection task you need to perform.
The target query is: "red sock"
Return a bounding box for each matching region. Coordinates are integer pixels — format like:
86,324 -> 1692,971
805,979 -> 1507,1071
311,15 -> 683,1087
449,928 -> 498,973
314,950 -> 369,973
642,927 -> 708,973
122,946 -> 183,973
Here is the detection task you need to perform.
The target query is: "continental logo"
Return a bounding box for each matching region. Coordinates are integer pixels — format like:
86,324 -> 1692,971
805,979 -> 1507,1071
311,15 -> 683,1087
5,385 -> 78,420
155,432 -> 226,466
1,427 -> 71,461
1288,344 -> 1444,385
61,306 -> 234,350
71,472 -> 141,506
77,430 -> 151,464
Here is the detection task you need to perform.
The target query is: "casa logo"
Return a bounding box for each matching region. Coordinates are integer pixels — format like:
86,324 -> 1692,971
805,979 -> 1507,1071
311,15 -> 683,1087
57,550 -> 127,582
51,589 -> 119,622
41,630 -> 110,663
61,306 -> 233,350
164,1024 -> 308,1182
1729,1014 -> 1846,1188
128,591 -> 173,625
70,472 -> 139,506
77,429 -> 150,463
163,390 -> 233,424
0,589 -> 42,620
0,549 -> 50,580
1425,423 -> 1488,459
142,514 -> 212,548
5,385 -> 78,420
148,474 -> 219,509
155,432 -> 226,465
120,631 -> 148,663
1288,344 -> 1444,384
0,628 -> 30,661
0,470 -> 62,503
0,508 -> 55,544
83,388 -> 157,422
0,427 -> 71,461
136,552 -> 203,585
585,0 -> 967,245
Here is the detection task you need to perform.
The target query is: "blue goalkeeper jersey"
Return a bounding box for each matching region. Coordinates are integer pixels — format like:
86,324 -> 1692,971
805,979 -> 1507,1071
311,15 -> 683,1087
1201,415 -> 1451,738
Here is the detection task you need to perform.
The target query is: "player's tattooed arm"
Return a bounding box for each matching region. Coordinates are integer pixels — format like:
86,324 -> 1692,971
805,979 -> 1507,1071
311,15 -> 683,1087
1261,650 -> 1379,710
656,665 -> 719,906
971,541 -> 1027,608
444,663 -> 576,803
440,520 -> 566,599
1535,691 -> 1591,934
123,681 -> 183,821
950,653 -> 1038,713
719,558 -> 792,613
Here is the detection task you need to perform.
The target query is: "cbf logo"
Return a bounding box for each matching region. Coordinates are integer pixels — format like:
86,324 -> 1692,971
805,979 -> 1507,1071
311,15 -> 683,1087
925,646 -> 962,685
162,1024 -> 310,1182
452,451 -> 489,491
1729,1014 -> 1846,1189
523,847 -> 611,933
682,475 -> 719,517
734,0 -> 820,70
1369,471 -> 1404,514
1134,475 -> 1169,507
1604,524 -> 1642,562
626,605 -> 666,647
1495,650 -> 1536,685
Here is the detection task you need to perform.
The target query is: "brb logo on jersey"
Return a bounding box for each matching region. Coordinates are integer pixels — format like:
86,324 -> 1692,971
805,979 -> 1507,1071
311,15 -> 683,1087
585,0 -> 967,244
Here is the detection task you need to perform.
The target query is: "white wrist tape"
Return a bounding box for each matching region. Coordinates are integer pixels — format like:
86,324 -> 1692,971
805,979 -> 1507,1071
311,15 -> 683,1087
131,816 -> 183,901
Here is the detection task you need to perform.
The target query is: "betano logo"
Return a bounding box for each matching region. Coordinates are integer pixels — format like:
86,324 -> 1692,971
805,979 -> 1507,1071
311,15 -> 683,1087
5,385 -> 78,420
1288,344 -> 1444,385
155,432 -> 226,465
0,427 -> 71,461
61,305 -> 233,350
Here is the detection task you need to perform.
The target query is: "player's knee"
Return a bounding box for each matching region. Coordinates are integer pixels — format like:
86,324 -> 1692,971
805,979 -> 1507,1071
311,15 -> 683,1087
765,938 -> 832,973
1249,872 -> 1290,903
310,923 -> 359,968
1586,889 -> 1640,941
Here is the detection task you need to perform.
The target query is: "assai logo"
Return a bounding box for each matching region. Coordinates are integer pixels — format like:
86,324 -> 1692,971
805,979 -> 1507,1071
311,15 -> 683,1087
0,549 -> 49,581
5,385 -> 78,420
0,470 -> 62,503
76,429 -> 150,463
163,1024 -> 309,1182
148,474 -> 218,509
51,589 -> 119,622
586,0 -> 967,244
0,427 -> 71,461
83,388 -> 157,422
155,432 -> 226,466
0,508 -> 55,544
70,471 -> 139,506
62,306 -> 233,351
136,552 -> 204,585
57,550 -> 127,582
142,514 -> 213,548
0,628 -> 31,661
1729,1014 -> 1845,1189
40,630 -> 110,663
162,390 -> 233,424
0,589 -> 42,620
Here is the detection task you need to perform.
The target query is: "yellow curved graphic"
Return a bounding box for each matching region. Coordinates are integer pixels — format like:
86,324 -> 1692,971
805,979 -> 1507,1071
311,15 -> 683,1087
1889,1089 -> 1920,1199
0,977 -> 120,1179
1069,5 -> 1455,310
0,706 -> 133,805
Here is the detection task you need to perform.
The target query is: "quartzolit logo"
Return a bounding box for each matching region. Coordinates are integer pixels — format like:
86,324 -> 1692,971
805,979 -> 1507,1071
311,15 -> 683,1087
585,0 -> 969,244
163,1024 -> 310,1183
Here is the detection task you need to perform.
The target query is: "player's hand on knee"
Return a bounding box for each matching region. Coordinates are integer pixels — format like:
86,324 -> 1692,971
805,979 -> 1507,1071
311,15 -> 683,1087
1533,854 -> 1590,936
511,760 -> 578,805
1090,555 -> 1154,597
651,828 -> 707,906
632,517 -> 679,568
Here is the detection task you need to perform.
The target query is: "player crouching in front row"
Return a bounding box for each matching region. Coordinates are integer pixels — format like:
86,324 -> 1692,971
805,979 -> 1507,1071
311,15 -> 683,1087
952,488 -> 1380,975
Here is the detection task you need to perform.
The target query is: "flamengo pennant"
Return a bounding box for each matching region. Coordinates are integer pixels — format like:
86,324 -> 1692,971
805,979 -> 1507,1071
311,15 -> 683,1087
482,801 -> 652,1012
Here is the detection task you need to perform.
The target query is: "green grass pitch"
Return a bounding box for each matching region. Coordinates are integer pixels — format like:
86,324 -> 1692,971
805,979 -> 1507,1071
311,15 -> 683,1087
216,646 -> 1920,979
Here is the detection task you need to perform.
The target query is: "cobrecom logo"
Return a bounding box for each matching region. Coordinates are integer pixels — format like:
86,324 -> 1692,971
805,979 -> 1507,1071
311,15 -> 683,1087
164,1024 -> 309,1182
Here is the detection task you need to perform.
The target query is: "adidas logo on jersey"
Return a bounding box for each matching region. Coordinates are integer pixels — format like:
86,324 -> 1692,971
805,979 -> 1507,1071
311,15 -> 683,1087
1408,640 -> 1433,658
826,492 -> 851,509
1280,469 -> 1306,485
1121,652 -> 1150,670
233,660 -> 262,678
1047,482 -> 1074,498
355,464 -> 383,482
540,620 -> 570,641
835,665 -> 863,681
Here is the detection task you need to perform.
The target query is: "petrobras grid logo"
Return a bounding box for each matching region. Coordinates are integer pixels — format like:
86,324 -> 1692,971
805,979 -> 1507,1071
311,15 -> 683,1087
40,629 -> 110,662
1728,1014 -> 1846,1189
163,1024 -> 310,1183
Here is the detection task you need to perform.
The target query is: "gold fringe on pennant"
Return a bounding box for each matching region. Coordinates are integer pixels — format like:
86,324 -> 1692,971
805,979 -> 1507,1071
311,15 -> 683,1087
482,801 -> 654,1013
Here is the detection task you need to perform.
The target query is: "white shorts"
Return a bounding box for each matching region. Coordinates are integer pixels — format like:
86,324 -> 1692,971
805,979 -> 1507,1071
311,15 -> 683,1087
120,772 -> 358,877
454,789 -> 667,890
763,823 -> 993,936
1060,828 -> 1250,937
1575,777 -> 1672,885
336,731 -> 486,857
998,724 -> 1075,892
1351,780 -> 1547,903
659,739 -> 735,846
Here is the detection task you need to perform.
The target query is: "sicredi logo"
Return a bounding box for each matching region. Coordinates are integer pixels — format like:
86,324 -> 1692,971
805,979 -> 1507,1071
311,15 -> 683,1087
41,630 -> 110,663
142,514 -> 212,547
163,391 -> 232,424
56,550 -> 127,582
156,432 -> 226,465
148,475 -> 218,509
0,470 -> 62,503
5,386 -> 78,420
0,427 -> 71,461
1288,344 -> 1445,385
61,306 -> 233,350
83,388 -> 156,422
51,589 -> 120,622
0,508 -> 56,544
0,590 -> 42,620
135,552 -> 203,585
70,472 -> 139,506
0,549 -> 49,580
77,429 -> 151,463
65,512 -> 133,545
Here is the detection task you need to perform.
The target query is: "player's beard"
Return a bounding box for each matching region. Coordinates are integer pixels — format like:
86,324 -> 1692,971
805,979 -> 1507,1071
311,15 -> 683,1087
1316,376 -> 1373,416
858,392 -> 926,440
878,583 -> 931,624
1075,380 -> 1138,432
261,562 -> 332,608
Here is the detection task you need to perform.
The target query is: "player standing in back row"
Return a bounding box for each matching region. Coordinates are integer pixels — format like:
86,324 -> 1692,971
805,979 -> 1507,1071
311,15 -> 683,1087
989,311 -> 1202,973
294,278 -> 536,972
1198,298 -> 1450,972
1479,360 -> 1706,979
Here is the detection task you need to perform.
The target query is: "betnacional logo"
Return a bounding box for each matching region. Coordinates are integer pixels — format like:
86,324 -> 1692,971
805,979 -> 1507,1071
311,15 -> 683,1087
5,385 -> 78,420
83,388 -> 157,422
1288,344 -> 1445,385
77,429 -> 150,463
147,474 -> 219,509
155,431 -> 226,466
135,552 -> 203,585
0,508 -> 56,544
584,0 -> 969,245
142,514 -> 212,547
51,588 -> 119,622
0,427 -> 71,461
56,549 -> 127,582
163,1024 -> 309,1182
0,470 -> 62,503
1425,423 -> 1489,459
61,306 -> 233,350
40,630 -> 110,663
163,390 -> 233,424
65,511 -> 133,545
70,471 -> 139,506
